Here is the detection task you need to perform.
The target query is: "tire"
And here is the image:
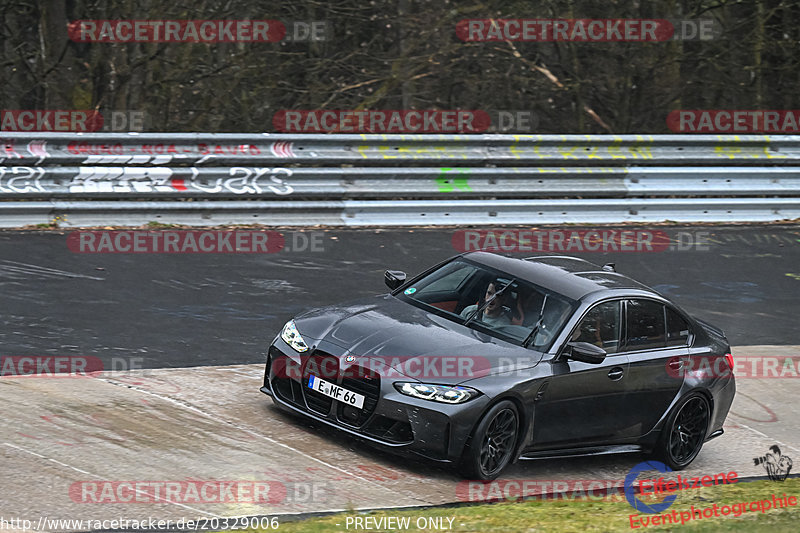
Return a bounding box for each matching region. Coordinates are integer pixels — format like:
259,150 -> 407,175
459,400 -> 519,480
655,392 -> 710,470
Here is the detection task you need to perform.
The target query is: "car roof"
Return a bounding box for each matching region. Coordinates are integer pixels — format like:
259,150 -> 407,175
462,252 -> 655,301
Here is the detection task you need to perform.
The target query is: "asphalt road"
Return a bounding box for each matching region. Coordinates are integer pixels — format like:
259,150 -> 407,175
1,224 -> 798,530
1,352 -> 797,526
0,224 -> 798,371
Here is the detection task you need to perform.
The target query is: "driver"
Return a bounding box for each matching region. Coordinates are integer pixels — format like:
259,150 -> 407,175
460,279 -> 512,327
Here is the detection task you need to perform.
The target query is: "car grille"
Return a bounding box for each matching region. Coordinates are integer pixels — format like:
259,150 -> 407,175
301,352 -> 339,415
268,348 -> 396,442
337,365 -> 380,427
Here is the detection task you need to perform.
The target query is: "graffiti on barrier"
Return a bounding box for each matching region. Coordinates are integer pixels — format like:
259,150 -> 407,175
0,166 -> 46,193
0,166 -> 294,195
192,167 -> 293,195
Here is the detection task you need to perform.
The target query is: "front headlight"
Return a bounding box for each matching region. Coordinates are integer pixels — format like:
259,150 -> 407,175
281,319 -> 309,353
394,382 -> 480,404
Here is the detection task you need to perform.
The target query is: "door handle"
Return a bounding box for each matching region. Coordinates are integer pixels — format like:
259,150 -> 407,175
608,367 -> 624,381
668,359 -> 684,370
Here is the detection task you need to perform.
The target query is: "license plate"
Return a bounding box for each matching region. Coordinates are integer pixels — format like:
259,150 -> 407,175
307,374 -> 365,409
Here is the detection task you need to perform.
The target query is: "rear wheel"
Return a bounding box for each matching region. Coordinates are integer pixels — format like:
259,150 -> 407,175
459,400 -> 519,480
655,392 -> 710,470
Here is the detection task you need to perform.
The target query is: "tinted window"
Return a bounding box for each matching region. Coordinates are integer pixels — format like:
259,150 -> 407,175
521,295 -> 574,349
666,307 -> 691,347
417,262 -> 473,293
625,299 -> 666,351
573,301 -> 622,354
399,258 -> 576,348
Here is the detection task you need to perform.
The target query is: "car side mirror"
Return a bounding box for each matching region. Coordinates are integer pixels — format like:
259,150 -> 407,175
384,270 -> 407,290
565,341 -> 607,364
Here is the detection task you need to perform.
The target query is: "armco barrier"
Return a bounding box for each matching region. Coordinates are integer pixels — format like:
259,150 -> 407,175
4,133 -> 800,165
1,133 -> 800,226
3,167 -> 800,198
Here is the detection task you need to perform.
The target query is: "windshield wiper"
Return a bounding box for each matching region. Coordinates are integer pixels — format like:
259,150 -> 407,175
464,279 -> 516,326
523,293 -> 548,347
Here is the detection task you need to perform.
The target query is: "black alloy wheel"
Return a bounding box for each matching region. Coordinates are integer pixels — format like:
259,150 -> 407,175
658,393 -> 710,470
461,400 -> 519,480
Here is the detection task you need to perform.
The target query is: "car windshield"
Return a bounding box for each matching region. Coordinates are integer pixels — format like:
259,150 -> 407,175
398,258 -> 575,349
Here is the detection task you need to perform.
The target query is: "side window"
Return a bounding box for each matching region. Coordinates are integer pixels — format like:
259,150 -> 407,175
666,306 -> 691,347
625,299 -> 666,351
572,301 -> 622,354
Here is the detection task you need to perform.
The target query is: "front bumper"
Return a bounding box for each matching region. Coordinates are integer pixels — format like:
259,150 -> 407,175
261,340 -> 490,462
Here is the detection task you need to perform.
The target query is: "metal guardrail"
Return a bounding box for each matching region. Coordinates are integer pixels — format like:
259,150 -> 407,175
8,198 -> 800,227
2,133 -> 800,226
3,166 -> 800,198
3,133 -> 800,165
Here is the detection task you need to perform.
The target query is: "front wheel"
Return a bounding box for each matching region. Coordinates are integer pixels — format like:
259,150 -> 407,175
655,392 -> 710,470
459,400 -> 519,480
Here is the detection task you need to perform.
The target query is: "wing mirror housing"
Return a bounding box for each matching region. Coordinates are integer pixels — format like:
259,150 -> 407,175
565,341 -> 607,364
384,270 -> 407,290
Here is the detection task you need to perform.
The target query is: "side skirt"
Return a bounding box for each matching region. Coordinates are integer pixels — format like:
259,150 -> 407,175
518,444 -> 642,461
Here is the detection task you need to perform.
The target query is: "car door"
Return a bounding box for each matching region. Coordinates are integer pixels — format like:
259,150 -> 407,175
621,299 -> 690,438
532,299 -> 632,449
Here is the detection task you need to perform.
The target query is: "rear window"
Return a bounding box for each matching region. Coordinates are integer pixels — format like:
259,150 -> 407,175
625,299 -> 666,351
666,306 -> 691,347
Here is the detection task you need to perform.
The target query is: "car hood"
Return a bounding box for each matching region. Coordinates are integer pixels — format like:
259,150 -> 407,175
293,295 -> 542,384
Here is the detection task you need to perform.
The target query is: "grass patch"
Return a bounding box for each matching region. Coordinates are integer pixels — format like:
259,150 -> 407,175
145,221 -> 183,228
236,478 -> 799,533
